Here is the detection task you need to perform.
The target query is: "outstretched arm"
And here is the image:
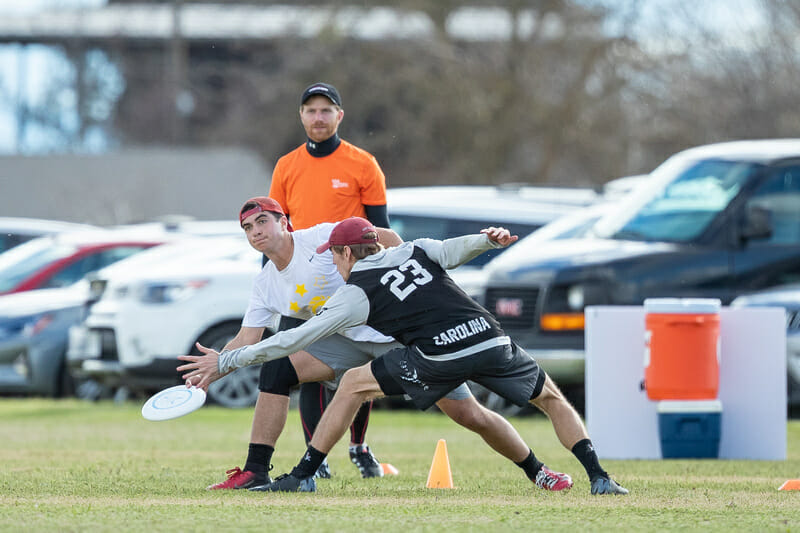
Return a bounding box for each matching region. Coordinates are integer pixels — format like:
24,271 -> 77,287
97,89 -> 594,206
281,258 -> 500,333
177,285 -> 370,389
416,226 -> 518,270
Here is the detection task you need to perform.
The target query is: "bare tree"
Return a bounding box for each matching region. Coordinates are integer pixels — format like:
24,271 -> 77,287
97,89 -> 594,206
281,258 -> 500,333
23,0 -> 800,188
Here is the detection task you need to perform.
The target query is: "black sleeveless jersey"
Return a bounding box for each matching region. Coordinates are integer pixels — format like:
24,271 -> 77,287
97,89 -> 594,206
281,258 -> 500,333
346,245 -> 505,356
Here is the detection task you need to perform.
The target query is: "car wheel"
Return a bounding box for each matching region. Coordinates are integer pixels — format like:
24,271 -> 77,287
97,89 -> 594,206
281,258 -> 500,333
55,359 -> 76,398
193,322 -> 261,408
75,379 -> 113,401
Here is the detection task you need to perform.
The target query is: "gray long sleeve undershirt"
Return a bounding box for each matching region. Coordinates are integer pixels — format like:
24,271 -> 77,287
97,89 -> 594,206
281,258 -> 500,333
217,233 -> 501,373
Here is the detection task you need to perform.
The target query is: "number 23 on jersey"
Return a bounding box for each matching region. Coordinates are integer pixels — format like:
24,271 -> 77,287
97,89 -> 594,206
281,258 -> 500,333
379,259 -> 433,301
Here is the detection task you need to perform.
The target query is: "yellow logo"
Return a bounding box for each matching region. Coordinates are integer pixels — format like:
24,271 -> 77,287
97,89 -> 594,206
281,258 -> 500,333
308,295 -> 328,313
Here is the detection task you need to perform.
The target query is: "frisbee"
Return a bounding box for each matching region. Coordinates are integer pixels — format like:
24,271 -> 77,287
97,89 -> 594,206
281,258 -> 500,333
141,384 -> 207,421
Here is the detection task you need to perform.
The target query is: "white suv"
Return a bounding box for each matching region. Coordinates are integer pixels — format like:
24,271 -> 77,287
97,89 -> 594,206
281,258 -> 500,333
67,236 -> 265,407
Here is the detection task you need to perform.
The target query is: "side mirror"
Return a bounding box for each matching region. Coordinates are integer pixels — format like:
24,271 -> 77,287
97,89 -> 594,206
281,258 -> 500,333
740,205 -> 773,241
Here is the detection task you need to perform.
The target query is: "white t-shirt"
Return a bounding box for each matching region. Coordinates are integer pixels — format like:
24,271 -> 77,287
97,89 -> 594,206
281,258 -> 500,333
242,223 -> 392,343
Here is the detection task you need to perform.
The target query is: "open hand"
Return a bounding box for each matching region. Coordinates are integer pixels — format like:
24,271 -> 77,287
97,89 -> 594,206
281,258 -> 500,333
177,342 -> 225,391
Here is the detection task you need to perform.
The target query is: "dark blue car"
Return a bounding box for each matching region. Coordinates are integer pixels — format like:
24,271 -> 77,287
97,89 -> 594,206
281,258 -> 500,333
0,286 -> 88,396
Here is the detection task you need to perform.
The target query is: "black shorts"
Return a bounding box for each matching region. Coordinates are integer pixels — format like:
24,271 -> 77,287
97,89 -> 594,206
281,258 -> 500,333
371,342 -> 544,411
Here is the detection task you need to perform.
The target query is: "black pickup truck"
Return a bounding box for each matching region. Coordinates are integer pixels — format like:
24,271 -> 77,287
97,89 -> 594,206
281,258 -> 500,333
482,139 -> 800,408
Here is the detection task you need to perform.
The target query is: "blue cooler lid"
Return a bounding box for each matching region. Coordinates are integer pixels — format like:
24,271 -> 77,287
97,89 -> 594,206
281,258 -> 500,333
644,298 -> 721,314
656,400 -> 722,413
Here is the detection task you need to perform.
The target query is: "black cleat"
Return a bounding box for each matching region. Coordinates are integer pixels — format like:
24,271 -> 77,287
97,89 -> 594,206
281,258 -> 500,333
591,477 -> 629,495
349,444 -> 384,479
314,459 -> 332,479
249,473 -> 316,493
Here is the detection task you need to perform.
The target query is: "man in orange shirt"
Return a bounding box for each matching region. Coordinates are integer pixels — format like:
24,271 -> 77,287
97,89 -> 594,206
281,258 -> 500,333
209,83 -> 390,489
273,83 -> 390,480
269,82 -> 390,230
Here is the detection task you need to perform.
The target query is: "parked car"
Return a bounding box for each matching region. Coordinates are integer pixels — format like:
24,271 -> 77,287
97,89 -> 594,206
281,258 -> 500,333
67,236 -> 264,407
731,284 -> 800,411
387,184 -> 599,297
386,184 -> 598,258
0,217 -> 99,256
481,139 -> 800,410
68,186 -> 601,408
461,201 -> 630,414
0,222 -> 245,399
0,217 -> 247,297
0,231 -> 168,295
0,285 -> 89,397
599,174 -> 650,200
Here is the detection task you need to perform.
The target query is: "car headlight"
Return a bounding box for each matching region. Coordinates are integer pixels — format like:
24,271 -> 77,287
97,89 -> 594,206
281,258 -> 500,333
567,285 -> 585,310
137,280 -> 209,304
88,278 -> 108,303
0,318 -> 28,339
541,283 -> 608,332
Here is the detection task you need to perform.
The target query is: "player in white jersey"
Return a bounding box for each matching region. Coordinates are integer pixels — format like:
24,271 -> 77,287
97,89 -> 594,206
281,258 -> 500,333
205,197 -> 394,489
205,198 -> 472,490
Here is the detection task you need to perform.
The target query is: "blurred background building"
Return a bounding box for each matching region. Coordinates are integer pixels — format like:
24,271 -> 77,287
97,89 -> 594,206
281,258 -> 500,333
0,147 -> 268,223
1,0 -> 798,223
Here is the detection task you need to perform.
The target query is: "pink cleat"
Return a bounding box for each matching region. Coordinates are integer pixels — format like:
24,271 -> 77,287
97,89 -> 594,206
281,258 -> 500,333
534,466 -> 573,491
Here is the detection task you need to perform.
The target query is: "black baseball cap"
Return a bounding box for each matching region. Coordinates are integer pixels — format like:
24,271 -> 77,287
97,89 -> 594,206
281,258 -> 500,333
300,82 -> 342,107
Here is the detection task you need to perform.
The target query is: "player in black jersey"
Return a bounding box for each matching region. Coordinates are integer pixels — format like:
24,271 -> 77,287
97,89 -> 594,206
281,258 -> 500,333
179,217 -> 628,496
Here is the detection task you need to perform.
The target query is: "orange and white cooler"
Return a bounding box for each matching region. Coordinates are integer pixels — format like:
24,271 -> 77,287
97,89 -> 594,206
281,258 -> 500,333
643,298 -> 722,401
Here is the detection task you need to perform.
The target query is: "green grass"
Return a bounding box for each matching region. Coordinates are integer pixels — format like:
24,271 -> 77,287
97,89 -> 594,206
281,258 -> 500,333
1,399 -> 799,532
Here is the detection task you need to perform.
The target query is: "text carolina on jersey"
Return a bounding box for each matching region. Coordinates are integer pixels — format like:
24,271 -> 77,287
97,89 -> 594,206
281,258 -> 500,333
432,317 -> 492,346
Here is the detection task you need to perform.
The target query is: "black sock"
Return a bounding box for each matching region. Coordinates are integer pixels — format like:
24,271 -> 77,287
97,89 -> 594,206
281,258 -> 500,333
571,439 -> 607,481
515,449 -> 544,481
350,400 -> 372,444
299,383 -> 327,445
291,445 -> 328,480
244,443 -> 274,477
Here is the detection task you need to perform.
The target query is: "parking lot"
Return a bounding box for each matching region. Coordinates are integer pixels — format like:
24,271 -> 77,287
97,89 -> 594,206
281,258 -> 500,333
2,143 -> 799,417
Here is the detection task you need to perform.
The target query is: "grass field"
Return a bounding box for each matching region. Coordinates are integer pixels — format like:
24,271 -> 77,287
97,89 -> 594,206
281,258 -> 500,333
1,399 -> 799,532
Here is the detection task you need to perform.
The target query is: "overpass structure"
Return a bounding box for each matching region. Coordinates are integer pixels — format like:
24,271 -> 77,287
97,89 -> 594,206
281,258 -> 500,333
0,3 -> 552,45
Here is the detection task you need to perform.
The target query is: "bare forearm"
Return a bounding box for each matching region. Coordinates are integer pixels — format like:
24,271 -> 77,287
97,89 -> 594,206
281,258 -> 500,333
223,327 -> 264,351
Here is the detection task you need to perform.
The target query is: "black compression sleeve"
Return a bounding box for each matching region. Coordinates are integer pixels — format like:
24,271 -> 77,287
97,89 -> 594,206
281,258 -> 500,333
364,204 -> 390,228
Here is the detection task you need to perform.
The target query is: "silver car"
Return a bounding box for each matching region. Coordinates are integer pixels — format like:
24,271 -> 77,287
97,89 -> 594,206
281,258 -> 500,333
0,217 -> 98,256
731,285 -> 800,411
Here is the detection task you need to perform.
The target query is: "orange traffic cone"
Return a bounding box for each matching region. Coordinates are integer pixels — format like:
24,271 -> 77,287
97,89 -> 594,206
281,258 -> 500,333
381,463 -> 399,476
778,479 -> 800,491
426,439 -> 454,489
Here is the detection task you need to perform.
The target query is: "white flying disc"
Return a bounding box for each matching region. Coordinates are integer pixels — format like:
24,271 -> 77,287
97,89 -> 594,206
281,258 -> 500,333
141,385 -> 207,421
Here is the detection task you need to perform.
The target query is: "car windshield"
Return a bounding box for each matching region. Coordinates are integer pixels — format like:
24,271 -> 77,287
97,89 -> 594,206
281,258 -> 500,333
592,157 -> 761,242
0,239 -> 77,292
